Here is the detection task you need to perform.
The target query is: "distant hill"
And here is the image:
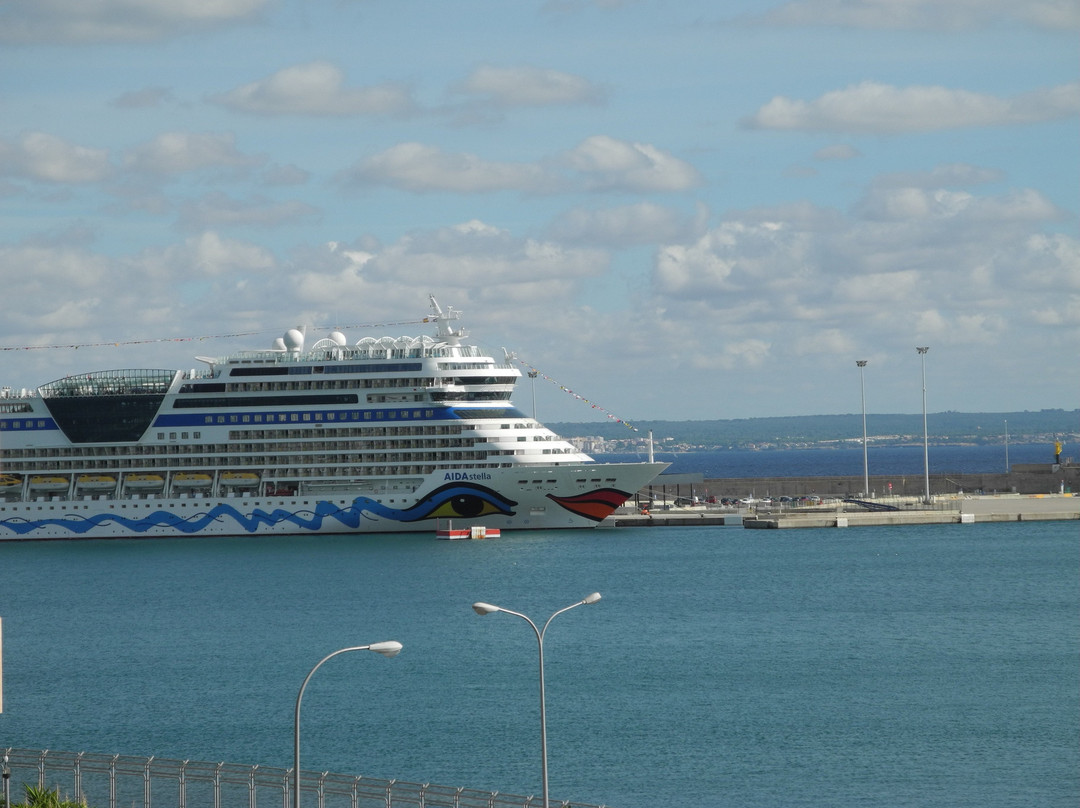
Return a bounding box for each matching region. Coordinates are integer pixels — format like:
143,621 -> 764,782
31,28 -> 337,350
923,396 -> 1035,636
549,409 -> 1079,448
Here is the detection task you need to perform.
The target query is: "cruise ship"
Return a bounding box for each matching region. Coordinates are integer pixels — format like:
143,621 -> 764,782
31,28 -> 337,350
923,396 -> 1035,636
0,298 -> 666,541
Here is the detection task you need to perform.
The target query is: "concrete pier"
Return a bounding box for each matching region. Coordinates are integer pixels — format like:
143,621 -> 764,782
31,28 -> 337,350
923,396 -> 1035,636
605,492 -> 1079,530
636,462 -> 1078,502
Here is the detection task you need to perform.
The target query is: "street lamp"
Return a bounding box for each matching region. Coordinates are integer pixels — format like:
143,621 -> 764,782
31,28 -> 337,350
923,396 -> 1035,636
472,593 -> 601,808
1004,419 -> 1009,473
917,347 -> 930,503
856,360 -> 869,498
294,641 -> 402,808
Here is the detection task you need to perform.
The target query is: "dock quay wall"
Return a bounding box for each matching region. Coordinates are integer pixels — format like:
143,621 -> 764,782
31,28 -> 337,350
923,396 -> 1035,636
606,493 -> 1079,529
639,462 -> 1077,501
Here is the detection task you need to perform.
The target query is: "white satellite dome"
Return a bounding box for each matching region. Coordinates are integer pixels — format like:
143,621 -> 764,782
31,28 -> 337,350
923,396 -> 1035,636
283,328 -> 304,352
271,337 -> 286,352
328,330 -> 347,346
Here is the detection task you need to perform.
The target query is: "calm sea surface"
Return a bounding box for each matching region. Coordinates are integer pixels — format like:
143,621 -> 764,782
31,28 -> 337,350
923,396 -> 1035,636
1,446 -> 1077,808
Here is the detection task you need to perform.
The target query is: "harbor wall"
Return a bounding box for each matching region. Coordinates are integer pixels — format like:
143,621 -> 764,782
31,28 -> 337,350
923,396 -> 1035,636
642,463 -> 1077,500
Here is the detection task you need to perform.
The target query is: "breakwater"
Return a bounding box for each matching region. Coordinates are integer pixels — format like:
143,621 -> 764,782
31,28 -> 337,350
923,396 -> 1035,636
606,492 -> 1079,529
642,461 -> 1077,500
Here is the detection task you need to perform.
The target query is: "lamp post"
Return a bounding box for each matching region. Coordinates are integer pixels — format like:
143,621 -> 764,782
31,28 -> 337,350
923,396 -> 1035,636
472,593 -> 601,808
917,347 -> 930,503
1004,419 -> 1009,473
294,641 -> 402,808
856,360 -> 869,498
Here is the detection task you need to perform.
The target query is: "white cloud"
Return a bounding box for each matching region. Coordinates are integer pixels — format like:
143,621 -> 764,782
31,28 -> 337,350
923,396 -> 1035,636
560,135 -> 703,192
111,87 -> 175,109
871,163 -> 1004,189
177,193 -> 320,231
456,66 -> 606,107
757,0 -> 1080,31
642,176 -> 1080,377
0,132 -> 111,183
212,62 -> 414,117
289,221 -> 608,309
548,202 -> 708,246
814,144 -> 860,161
341,136 -> 702,195
856,186 -> 1062,222
339,143 -> 556,193
0,0 -> 268,44
126,231 -> 275,279
123,132 -> 262,176
745,81 -> 1080,133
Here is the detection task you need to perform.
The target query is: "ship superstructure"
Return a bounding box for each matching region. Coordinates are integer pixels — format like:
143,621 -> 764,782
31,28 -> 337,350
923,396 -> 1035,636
0,298 -> 665,540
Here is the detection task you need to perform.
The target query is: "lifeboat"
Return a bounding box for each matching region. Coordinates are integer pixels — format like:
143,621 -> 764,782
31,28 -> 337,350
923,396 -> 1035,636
221,472 -> 260,487
0,473 -> 22,489
173,472 -> 213,488
76,474 -> 117,491
28,475 -> 70,492
125,473 -> 165,490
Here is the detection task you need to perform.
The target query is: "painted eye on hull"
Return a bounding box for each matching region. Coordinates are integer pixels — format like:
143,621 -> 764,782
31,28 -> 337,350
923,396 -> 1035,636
426,495 -> 507,519
403,483 -> 517,522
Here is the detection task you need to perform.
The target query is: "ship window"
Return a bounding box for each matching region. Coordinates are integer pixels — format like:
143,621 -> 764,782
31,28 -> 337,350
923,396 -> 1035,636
194,432 -> 200,438
157,433 -> 164,440
169,432 -> 177,440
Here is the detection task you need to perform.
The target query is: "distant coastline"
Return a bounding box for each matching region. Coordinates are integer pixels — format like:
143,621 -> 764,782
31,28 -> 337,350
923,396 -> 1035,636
551,409 -> 1079,455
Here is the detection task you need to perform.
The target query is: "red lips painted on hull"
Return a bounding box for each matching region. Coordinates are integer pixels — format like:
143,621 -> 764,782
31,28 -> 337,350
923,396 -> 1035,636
547,488 -> 631,521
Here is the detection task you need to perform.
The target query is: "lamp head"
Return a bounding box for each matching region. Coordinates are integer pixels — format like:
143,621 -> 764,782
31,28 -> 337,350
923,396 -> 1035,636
367,641 -> 403,658
582,592 -> 601,605
472,602 -> 500,615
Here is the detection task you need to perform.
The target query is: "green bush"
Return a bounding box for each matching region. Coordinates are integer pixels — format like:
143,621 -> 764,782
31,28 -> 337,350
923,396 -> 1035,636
6,784 -> 88,808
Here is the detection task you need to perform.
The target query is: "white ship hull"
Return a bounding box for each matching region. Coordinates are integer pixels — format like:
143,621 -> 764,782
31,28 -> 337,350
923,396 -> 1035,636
0,462 -> 665,540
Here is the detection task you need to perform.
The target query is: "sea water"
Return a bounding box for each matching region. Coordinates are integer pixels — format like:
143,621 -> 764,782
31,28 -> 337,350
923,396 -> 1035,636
1,518 -> 1076,808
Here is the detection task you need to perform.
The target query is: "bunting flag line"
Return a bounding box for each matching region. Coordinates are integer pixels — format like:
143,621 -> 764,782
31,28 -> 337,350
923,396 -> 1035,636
514,356 -> 638,432
0,319 -> 429,352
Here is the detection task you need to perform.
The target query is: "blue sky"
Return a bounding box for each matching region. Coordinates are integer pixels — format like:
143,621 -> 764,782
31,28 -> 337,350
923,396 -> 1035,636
1,0 -> 1077,424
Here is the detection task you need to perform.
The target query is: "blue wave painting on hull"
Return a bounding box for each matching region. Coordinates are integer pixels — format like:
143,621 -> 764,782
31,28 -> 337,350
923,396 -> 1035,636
0,483 -> 518,536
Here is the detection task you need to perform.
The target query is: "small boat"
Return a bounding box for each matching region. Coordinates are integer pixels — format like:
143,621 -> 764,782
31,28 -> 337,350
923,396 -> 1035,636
28,475 -> 69,492
173,473 -> 213,488
126,473 -> 165,490
435,521 -> 500,540
221,472 -> 260,487
76,474 -> 117,491
0,473 -> 22,489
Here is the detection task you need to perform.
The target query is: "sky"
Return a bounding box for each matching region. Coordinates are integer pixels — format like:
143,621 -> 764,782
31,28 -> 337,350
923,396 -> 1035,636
1,0 -> 1077,425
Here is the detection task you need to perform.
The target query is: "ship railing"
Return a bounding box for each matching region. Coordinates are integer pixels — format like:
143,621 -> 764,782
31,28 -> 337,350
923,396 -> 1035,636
0,748 -> 610,808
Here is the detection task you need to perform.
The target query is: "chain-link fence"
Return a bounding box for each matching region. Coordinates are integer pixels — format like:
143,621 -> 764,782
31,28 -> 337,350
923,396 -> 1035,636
1,749 -> 608,808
